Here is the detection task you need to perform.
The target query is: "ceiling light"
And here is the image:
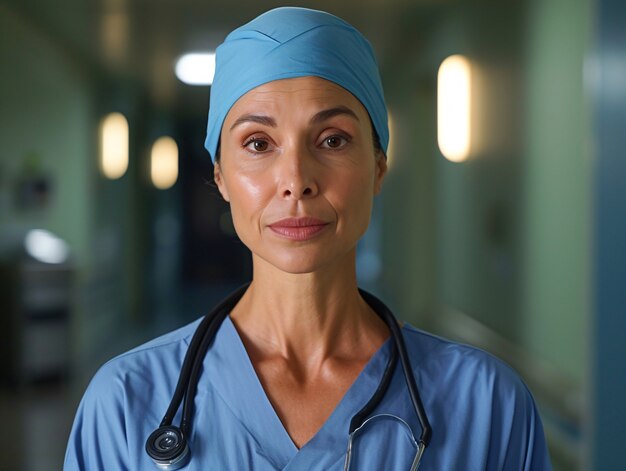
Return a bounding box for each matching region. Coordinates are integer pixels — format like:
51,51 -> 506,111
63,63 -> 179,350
175,52 -> 216,85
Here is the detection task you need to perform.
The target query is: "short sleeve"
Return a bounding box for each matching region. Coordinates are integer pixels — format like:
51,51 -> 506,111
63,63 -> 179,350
63,363 -> 130,471
486,361 -> 553,471
502,382 -> 552,470
401,325 -> 553,470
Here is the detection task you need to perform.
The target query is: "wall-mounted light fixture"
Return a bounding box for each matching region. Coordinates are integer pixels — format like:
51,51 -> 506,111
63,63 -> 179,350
151,136 -> 178,190
100,112 -> 129,179
175,52 -> 216,85
437,55 -> 471,162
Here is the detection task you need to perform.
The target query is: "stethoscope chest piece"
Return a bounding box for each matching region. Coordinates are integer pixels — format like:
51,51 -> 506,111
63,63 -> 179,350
145,425 -> 191,470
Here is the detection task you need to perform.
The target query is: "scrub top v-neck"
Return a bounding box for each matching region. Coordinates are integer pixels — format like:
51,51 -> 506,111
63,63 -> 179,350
64,312 -> 552,470
200,316 -> 394,470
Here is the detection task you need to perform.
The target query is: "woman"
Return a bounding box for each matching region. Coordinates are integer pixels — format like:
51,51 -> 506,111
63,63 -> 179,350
65,7 -> 551,470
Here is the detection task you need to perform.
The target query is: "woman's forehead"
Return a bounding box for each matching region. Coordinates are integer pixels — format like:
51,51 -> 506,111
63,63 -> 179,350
226,76 -> 367,122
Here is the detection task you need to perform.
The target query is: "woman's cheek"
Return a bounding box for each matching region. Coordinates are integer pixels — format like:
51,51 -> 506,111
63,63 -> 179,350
238,180 -> 266,206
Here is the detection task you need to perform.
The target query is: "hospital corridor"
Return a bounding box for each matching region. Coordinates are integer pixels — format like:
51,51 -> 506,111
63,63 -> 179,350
1,0 -> 625,469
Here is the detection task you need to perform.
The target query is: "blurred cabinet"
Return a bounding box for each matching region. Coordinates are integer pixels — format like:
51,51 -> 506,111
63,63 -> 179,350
0,259 -> 73,385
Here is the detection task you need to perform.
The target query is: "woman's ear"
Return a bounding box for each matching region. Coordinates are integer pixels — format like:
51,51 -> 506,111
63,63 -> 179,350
373,151 -> 388,195
214,163 -> 230,202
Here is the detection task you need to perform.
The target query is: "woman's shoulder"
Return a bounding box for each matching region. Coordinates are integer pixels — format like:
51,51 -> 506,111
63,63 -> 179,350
65,318 -> 206,470
402,323 -> 514,368
399,325 -> 552,469
400,323 -> 532,397
108,317 -> 202,363
84,317 -> 203,401
395,325 -> 551,469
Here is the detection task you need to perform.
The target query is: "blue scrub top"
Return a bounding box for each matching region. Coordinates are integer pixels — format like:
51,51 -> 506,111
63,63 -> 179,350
64,315 -> 552,470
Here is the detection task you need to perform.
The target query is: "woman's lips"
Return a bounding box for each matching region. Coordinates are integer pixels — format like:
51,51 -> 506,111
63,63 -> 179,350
268,217 -> 330,241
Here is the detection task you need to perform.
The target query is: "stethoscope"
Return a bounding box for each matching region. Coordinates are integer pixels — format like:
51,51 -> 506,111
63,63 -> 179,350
145,283 -> 432,470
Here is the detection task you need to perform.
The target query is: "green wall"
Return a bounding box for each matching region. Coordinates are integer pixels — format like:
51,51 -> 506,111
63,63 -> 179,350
522,0 -> 591,381
0,5 -> 147,372
380,0 -> 590,384
0,4 -> 94,265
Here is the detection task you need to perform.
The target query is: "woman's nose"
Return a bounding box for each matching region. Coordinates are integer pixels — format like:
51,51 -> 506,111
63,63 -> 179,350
276,144 -> 319,200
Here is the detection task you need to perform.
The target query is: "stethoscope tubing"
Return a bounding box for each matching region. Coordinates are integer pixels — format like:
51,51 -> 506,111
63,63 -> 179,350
148,283 -> 432,468
159,284 -> 249,429
181,300 -> 230,435
358,290 -> 433,447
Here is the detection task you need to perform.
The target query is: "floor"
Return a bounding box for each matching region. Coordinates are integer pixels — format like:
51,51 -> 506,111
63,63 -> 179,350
1,282 -> 239,470
1,381 -> 78,471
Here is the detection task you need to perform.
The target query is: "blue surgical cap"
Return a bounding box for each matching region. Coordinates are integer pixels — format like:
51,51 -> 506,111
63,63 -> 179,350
204,7 -> 389,162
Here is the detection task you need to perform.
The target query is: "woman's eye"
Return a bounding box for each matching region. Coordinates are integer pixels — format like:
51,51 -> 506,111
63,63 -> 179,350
322,135 -> 349,149
244,138 -> 270,153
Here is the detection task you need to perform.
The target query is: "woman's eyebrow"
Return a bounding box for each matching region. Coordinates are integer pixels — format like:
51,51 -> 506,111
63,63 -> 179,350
230,114 -> 277,131
229,106 -> 359,131
310,106 -> 360,124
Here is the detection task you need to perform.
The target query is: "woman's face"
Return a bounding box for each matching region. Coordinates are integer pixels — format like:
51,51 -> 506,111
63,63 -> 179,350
214,76 -> 387,275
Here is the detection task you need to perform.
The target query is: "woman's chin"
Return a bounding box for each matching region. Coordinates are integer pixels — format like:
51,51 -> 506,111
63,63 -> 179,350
263,257 -> 327,275
253,250 -> 348,276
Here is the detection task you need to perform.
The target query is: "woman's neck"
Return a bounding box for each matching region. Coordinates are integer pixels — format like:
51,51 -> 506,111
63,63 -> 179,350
229,252 -> 388,367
